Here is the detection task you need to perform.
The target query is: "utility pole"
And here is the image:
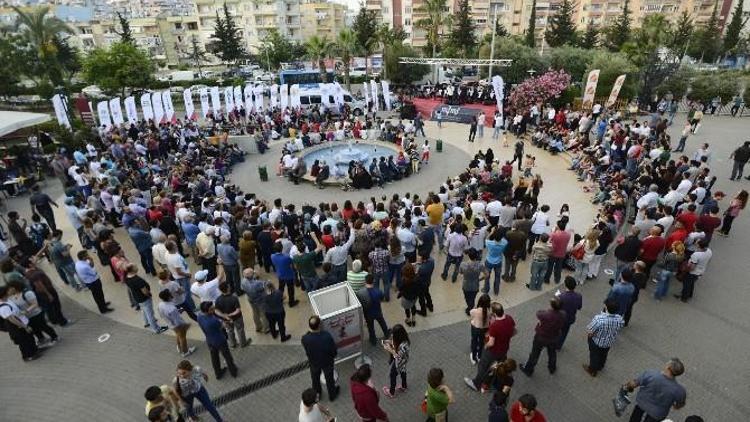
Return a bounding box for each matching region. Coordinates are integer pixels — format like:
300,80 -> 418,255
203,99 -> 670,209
488,5 -> 498,80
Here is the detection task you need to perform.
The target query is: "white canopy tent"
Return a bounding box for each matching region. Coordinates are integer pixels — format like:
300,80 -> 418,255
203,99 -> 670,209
0,111 -> 51,138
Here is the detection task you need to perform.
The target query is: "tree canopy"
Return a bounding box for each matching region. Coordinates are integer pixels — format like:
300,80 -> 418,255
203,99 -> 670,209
544,0 -> 577,47
210,3 -> 246,66
723,0 -> 746,55
525,0 -> 537,48
384,43 -> 429,84
448,0 -> 477,57
82,42 -> 154,95
603,0 -> 631,51
115,12 -> 134,44
688,73 -> 739,104
548,45 -> 594,83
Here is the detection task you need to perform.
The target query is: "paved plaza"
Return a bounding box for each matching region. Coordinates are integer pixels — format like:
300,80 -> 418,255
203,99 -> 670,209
1,115 -> 749,421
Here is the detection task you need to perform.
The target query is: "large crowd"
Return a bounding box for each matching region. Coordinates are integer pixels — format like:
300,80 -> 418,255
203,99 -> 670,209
0,96 -> 745,422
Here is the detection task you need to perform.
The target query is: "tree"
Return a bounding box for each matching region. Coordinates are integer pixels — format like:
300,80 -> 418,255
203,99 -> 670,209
336,29 -> 357,91
604,0 -> 631,51
655,66 -> 694,100
378,24 -> 408,80
544,0 -> 577,47
623,14 -> 679,103
723,0 -> 746,55
668,11 -> 693,59
305,35 -> 333,83
211,3 -> 246,67
0,36 -> 25,95
548,46 -> 594,83
384,43 -> 430,84
578,21 -> 598,49
478,37 -> 547,82
416,0 -> 451,80
494,20 -> 509,38
688,1 -> 722,62
187,36 -> 207,76
260,29 -> 296,70
509,70 -> 571,110
82,42 -> 155,96
687,73 -> 739,104
585,51 -> 639,101
448,0 -> 477,57
352,5 -> 379,75
114,11 -> 134,44
525,0 -> 537,48
12,6 -> 74,86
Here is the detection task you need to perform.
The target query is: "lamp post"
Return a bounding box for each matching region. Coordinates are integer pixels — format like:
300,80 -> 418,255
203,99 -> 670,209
488,5 -> 498,80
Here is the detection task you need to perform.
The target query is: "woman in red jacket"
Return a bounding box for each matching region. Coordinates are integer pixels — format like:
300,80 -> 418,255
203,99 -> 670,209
350,364 -> 389,422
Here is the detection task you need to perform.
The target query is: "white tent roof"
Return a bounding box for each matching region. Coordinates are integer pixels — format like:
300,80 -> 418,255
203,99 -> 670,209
0,110 -> 52,138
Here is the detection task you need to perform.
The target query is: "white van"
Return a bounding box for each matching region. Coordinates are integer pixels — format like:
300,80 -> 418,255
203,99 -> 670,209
299,85 -> 367,115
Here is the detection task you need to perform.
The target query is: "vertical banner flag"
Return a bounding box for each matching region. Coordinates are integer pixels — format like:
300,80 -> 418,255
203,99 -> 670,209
51,94 -> 71,129
334,82 -> 344,106
243,85 -> 253,112
97,101 -> 112,129
140,93 -> 153,122
162,91 -> 175,122
381,80 -> 391,111
152,91 -> 165,123
199,88 -> 210,118
224,86 -> 235,113
319,83 -> 330,110
210,86 -> 221,114
183,88 -> 196,120
290,84 -> 300,109
606,74 -> 627,108
109,97 -> 124,125
491,75 -> 504,117
253,85 -> 264,111
270,84 -> 279,108
582,69 -> 600,110
124,96 -> 138,124
234,86 -> 243,111
280,84 -> 288,109
370,80 -> 379,112
363,82 -> 370,109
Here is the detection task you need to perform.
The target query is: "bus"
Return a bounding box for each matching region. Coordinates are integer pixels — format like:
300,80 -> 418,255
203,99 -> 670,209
278,69 -> 335,86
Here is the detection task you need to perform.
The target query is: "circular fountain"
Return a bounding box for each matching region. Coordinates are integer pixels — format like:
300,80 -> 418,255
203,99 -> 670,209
301,140 -> 400,178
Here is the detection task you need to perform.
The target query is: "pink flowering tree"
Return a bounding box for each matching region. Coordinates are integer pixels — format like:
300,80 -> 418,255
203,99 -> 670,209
508,70 -> 571,111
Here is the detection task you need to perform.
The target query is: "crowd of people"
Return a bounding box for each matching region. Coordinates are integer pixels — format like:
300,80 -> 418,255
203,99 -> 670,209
0,94 -> 741,422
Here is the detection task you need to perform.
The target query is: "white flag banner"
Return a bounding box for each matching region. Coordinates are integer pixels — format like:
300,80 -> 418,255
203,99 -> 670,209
253,85 -> 264,111
51,94 -> 71,129
233,86 -> 242,112
280,84 -> 289,109
243,85 -> 253,112
109,97 -> 124,126
319,83 -> 329,110
162,91 -> 175,122
370,80 -> 379,112
124,96 -> 138,124
491,75 -> 504,116
290,84 -> 300,109
224,86 -> 235,112
152,91 -> 165,123
606,74 -> 627,108
363,82 -> 370,109
210,86 -> 221,115
381,80 -> 391,111
183,88 -> 196,120
582,69 -> 600,110
270,84 -> 279,108
334,82 -> 344,106
97,101 -> 112,129
140,93 -> 153,122
199,88 -> 210,118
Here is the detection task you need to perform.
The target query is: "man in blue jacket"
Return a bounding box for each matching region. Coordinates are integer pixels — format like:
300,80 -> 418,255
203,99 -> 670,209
301,316 -> 339,401
198,300 -> 238,379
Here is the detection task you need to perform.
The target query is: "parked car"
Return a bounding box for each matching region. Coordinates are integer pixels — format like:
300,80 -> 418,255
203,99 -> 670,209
81,85 -> 106,99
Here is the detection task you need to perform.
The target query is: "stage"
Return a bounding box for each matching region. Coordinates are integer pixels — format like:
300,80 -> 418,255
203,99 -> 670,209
411,98 -> 497,126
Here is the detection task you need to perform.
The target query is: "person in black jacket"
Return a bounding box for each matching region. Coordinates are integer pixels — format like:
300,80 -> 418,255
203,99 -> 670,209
301,315 -> 340,401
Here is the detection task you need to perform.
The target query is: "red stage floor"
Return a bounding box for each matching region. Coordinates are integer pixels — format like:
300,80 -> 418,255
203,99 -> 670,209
411,98 -> 497,126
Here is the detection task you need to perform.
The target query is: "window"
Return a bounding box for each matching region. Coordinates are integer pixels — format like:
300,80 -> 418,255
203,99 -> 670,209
476,18 -> 486,24
301,96 -> 310,105
404,18 -> 411,25
287,16 -> 293,24
405,6 -> 412,13
344,95 -> 352,102
187,22 -> 198,30
311,96 -> 321,104
383,7 -> 389,13
174,22 -> 183,29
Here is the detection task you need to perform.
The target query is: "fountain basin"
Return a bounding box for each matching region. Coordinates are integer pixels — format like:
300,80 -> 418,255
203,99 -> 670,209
301,141 -> 400,175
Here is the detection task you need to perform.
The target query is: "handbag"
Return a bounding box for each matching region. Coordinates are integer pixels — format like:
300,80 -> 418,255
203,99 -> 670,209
570,242 -> 585,260
612,385 -> 632,417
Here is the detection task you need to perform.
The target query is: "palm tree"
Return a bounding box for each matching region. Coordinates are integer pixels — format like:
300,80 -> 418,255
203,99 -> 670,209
336,29 -> 357,91
305,35 -> 333,83
415,0 -> 450,82
13,6 -> 73,63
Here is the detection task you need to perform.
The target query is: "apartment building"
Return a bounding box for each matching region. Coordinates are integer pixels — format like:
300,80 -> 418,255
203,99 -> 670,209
300,1 -> 347,40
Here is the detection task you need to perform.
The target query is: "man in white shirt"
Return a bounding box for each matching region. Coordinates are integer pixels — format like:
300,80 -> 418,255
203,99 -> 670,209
0,285 -> 40,361
677,240 -> 711,303
675,173 -> 693,197
636,185 -> 660,210
469,195 -> 486,218
486,197 -> 503,227
190,269 -> 224,304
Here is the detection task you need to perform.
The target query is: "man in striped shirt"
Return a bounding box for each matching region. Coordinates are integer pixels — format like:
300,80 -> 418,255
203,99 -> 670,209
583,298 -> 624,377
